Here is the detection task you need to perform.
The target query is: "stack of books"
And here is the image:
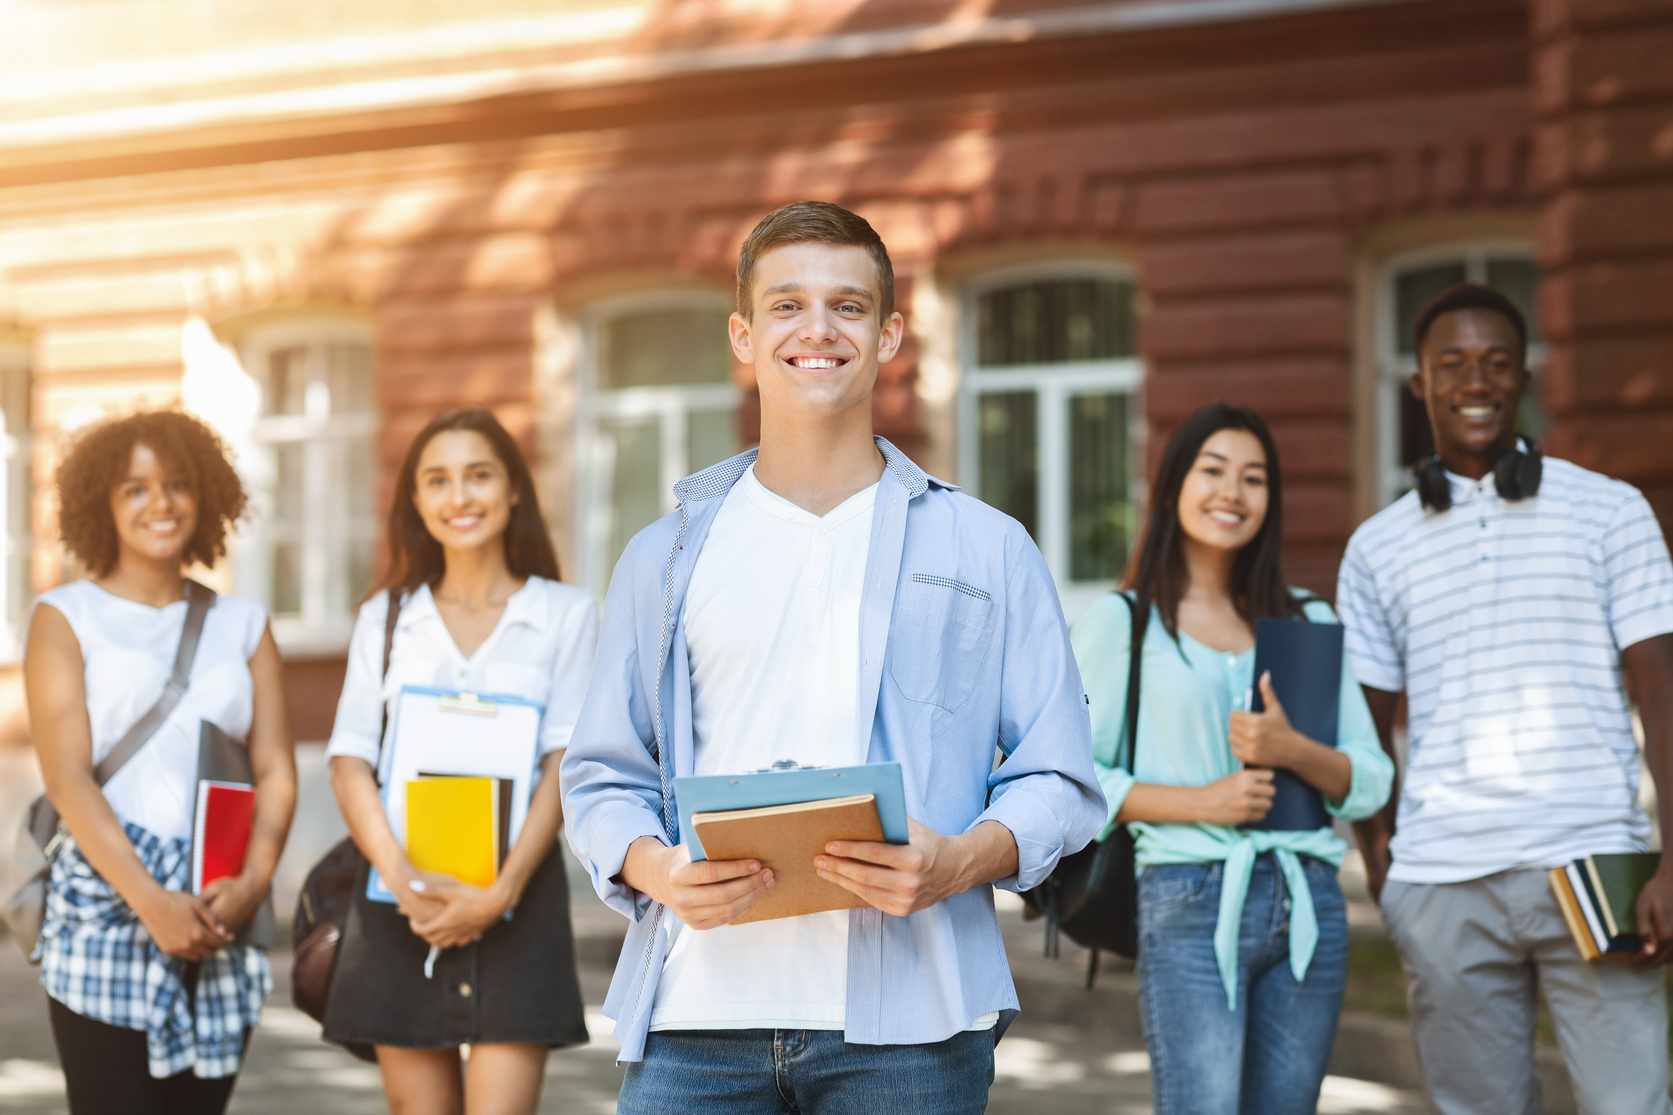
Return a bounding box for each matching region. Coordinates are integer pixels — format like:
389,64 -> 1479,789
1548,852 -> 1660,961
406,775 -> 513,888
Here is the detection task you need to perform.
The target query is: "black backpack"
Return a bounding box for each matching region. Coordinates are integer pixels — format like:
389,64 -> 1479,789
1021,590 -> 1146,987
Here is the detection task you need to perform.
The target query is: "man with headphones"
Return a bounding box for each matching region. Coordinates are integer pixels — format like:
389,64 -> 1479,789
1337,283 -> 1673,1114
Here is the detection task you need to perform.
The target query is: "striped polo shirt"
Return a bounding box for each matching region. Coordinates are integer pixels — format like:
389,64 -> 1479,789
1336,457 -> 1673,884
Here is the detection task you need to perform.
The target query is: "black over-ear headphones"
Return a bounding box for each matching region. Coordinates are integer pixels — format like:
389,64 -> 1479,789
1412,436 -> 1543,512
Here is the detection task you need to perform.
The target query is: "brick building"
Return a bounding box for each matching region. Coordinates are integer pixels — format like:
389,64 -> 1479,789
0,0 -> 1668,737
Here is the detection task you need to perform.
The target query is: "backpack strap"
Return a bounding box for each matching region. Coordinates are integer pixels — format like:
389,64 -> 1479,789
373,586 -> 404,785
91,579 -> 215,787
1116,590 -> 1148,776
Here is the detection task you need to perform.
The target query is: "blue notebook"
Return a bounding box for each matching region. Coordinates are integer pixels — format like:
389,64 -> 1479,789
1241,617 -> 1343,833
675,762 -> 910,860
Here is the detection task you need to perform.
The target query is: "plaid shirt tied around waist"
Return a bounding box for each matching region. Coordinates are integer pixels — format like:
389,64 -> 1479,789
34,823 -> 271,1079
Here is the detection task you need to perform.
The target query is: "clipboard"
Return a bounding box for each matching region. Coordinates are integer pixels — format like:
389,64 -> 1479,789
367,686 -> 543,904
674,761 -> 909,861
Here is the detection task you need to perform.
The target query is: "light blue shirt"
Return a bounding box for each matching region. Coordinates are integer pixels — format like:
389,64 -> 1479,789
560,438 -> 1106,1061
1074,593 -> 1393,1007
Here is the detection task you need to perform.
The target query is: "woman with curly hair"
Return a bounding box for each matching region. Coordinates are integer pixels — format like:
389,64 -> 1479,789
25,409 -> 296,1115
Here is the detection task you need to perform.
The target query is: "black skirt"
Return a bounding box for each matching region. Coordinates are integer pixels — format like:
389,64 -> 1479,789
321,844 -> 588,1050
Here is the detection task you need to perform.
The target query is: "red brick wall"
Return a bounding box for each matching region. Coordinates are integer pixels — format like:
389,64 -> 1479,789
1534,0 -> 1673,530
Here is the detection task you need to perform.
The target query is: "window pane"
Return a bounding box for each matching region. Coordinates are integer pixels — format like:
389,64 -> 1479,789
266,346 -> 309,415
977,392 -> 1038,538
1394,263 -> 1467,356
324,342 -> 375,414
599,307 -> 733,389
1486,258 -> 1541,344
687,408 -> 736,474
976,279 -> 1135,366
272,543 -> 302,617
1068,392 -> 1130,583
605,416 -> 662,566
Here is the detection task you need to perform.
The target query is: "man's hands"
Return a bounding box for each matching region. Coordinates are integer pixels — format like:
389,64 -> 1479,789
1632,865 -> 1673,967
621,836 -> 774,929
816,818 -> 1018,918
136,887 -> 233,961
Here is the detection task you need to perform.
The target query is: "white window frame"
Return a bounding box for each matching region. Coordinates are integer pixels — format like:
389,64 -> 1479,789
234,319 -> 379,653
574,291 -> 740,598
0,340 -> 29,654
1374,241 -> 1547,508
957,262 -> 1145,623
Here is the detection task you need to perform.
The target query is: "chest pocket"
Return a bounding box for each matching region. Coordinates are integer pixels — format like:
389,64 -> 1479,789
886,575 -> 998,712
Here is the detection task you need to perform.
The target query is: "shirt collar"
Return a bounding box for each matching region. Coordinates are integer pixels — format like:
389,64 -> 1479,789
671,435 -> 956,506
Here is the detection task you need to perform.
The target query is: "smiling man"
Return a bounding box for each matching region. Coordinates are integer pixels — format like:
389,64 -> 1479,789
560,201 -> 1103,1112
1337,283 -> 1673,1114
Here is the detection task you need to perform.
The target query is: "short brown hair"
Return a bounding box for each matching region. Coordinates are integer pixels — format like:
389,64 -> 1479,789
735,201 -> 894,318
56,409 -> 247,576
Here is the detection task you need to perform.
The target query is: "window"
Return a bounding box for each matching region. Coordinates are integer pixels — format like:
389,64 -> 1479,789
577,294 -> 740,596
0,340 -> 29,642
238,321 -> 378,648
959,267 -> 1143,621
1375,244 -> 1546,507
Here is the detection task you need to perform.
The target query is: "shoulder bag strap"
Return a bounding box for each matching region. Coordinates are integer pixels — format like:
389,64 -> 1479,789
373,587 -> 404,786
1119,590 -> 1147,776
90,579 -> 215,788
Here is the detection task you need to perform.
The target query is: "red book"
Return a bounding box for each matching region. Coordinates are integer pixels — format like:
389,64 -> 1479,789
193,780 -> 255,894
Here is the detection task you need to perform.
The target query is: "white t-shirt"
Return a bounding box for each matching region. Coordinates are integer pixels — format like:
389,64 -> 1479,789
649,465 -> 876,1031
1337,458 -> 1673,883
326,576 -> 599,773
32,581 -> 269,842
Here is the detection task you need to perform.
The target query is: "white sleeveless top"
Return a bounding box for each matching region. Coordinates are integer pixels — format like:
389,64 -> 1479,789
32,581 -> 268,843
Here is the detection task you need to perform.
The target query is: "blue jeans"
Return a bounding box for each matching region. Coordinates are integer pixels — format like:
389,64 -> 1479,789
1137,853 -> 1349,1115
617,1027 -> 995,1114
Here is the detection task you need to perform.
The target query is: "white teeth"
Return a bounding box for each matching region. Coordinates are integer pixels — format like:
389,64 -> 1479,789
1458,406 -> 1496,417
1207,510 -> 1243,525
794,357 -> 841,369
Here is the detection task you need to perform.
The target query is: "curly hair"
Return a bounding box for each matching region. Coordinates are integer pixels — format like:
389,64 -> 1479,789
56,409 -> 247,577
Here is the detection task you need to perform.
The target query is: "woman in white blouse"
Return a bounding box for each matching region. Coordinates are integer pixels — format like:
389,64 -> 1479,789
26,410 -> 295,1114
323,408 -> 596,1115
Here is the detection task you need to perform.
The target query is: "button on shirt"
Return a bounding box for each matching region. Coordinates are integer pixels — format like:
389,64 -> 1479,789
1336,458 -> 1673,884
326,577 -> 600,775
650,466 -> 876,1031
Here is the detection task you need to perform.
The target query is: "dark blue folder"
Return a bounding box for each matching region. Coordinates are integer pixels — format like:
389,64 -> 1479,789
1241,616 -> 1343,833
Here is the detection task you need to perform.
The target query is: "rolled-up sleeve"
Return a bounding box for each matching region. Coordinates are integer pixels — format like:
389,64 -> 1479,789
1301,600 -> 1394,821
975,523 -> 1104,893
558,539 -> 670,922
324,595 -> 387,768
1071,593 -> 1138,840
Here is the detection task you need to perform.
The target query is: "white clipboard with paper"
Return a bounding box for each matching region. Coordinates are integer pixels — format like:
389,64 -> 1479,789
366,685 -> 543,904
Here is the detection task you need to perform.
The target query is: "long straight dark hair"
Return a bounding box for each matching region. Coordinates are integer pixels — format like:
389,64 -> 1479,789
1123,402 -> 1301,636
379,408 -> 560,594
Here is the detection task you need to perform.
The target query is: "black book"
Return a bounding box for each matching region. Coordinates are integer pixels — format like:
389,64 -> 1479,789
1241,617 -> 1343,833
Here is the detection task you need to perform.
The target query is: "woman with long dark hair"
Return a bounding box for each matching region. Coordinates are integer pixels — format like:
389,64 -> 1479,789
26,410 -> 294,1114
1074,403 -> 1393,1114
323,408 -> 593,1114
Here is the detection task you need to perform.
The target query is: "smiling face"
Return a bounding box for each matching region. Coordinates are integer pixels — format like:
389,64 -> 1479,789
1176,428 -> 1270,557
108,443 -> 198,569
1413,306 -> 1529,473
411,429 -> 516,556
728,241 -> 904,421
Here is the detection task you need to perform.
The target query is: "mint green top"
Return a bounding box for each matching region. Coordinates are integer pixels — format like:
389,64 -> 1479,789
1073,593 -> 1394,1007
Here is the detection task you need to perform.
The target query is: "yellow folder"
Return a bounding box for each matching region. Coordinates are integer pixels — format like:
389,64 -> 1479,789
406,776 -> 499,888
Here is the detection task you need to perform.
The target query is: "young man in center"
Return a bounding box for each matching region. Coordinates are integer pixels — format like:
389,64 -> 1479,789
561,201 -> 1103,1111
